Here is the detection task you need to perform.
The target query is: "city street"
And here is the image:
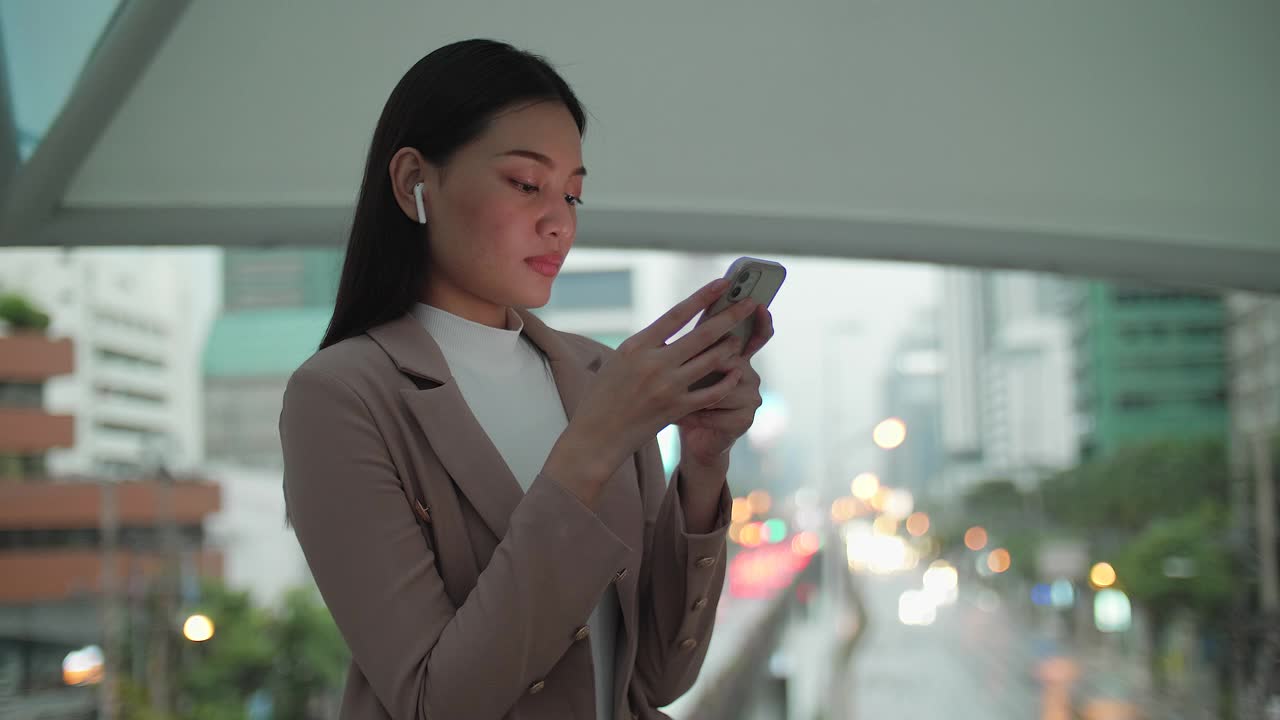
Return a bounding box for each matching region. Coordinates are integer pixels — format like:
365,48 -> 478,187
842,572 -> 1052,719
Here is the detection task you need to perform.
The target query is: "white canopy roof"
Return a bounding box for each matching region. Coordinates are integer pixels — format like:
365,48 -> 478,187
3,0 -> 1277,290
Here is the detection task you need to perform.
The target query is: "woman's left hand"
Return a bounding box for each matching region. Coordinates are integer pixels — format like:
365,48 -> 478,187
677,305 -> 775,467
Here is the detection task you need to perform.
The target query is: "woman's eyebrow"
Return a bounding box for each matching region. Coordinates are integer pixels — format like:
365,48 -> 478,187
494,149 -> 587,177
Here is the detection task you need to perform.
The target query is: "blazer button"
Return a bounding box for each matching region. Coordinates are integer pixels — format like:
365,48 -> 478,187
529,680 -> 546,695
614,567 -> 628,583
695,556 -> 715,569
692,597 -> 708,611
679,638 -> 698,651
574,625 -> 591,642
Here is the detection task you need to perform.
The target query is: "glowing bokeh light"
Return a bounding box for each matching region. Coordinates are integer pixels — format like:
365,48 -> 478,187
747,490 -> 772,515
898,589 -> 936,626
1090,562 -> 1117,589
872,515 -> 898,536
851,472 -> 880,500
905,512 -> 930,537
883,489 -> 915,519
830,496 -> 859,523
873,417 -> 907,450
870,486 -> 892,511
183,614 -> 215,642
987,548 -> 1011,574
728,522 -> 745,544
964,526 -> 989,551
791,531 -> 820,556
62,646 -> 104,686
763,518 -> 787,543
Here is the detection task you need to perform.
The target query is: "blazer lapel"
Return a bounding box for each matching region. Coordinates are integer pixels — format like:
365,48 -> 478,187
364,313 -> 518,540
365,310 -> 608,542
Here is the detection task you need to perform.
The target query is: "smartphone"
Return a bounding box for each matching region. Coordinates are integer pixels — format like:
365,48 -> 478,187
689,256 -> 787,391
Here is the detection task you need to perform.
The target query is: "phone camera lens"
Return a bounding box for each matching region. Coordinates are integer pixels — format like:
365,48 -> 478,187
730,286 -> 741,298
737,270 -> 750,283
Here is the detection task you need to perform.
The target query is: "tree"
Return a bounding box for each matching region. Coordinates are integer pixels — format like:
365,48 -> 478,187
0,292 -> 51,331
267,586 -> 350,719
1040,436 -> 1229,534
1114,502 -> 1236,696
178,583 -> 276,720
119,581 -> 349,720
1115,502 -> 1235,616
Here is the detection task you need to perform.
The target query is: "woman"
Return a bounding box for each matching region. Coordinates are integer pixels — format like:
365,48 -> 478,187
280,39 -> 774,720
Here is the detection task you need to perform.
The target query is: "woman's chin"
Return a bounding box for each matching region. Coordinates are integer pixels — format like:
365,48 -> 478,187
521,292 -> 553,310
509,283 -> 553,310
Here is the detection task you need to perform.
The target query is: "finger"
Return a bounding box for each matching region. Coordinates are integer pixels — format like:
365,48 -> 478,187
629,278 -> 730,349
700,385 -> 754,412
742,307 -> 774,360
683,365 -> 743,412
676,335 -> 740,386
680,408 -> 753,434
666,297 -> 758,364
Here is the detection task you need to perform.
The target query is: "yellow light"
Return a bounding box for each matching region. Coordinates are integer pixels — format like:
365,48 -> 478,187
747,490 -> 772,515
1090,562 -> 1117,589
872,417 -> 907,450
731,498 -> 752,524
791,531 -> 820,556
987,548 -> 1011,574
905,512 -> 930,537
740,523 -> 763,547
851,472 -> 880,500
830,497 -> 857,523
62,646 -> 104,687
964,526 -> 988,551
870,486 -> 892,511
728,522 -> 744,544
183,614 -> 215,642
872,515 -> 898,536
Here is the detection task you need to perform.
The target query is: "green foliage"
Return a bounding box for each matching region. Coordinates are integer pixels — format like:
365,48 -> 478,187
1113,502 -> 1236,616
1040,436 -> 1229,533
266,587 -> 350,719
119,580 -> 348,720
999,527 -> 1043,582
179,583 -> 276,720
0,292 -> 50,331
962,478 -> 1022,515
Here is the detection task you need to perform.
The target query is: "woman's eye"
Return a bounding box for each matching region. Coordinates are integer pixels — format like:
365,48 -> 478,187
565,193 -> 583,207
511,180 -> 539,194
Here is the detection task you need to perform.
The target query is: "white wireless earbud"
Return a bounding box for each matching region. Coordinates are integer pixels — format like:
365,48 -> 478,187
413,182 -> 427,224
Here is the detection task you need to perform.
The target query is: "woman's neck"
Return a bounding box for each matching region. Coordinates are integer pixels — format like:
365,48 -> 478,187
420,286 -> 508,329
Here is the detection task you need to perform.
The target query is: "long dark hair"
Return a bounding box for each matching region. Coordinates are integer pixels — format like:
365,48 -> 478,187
319,39 -> 587,350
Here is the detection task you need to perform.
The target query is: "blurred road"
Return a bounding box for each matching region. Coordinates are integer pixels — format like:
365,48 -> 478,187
841,572 -> 1051,720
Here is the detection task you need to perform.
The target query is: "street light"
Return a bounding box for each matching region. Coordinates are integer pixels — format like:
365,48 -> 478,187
851,472 -> 880,501
872,417 -> 908,450
63,645 -> 104,687
964,526 -> 989,551
182,614 -> 214,643
1089,562 -> 1117,589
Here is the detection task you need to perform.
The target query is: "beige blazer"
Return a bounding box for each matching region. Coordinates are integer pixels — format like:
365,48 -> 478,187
279,309 -> 731,720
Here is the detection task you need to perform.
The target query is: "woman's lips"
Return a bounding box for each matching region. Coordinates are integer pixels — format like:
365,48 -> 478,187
525,256 -> 562,277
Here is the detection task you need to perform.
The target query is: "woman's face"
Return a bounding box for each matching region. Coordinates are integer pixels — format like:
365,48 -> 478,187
411,101 -> 585,327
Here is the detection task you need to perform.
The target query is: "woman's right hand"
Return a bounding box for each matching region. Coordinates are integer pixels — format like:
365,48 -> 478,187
545,278 -> 758,504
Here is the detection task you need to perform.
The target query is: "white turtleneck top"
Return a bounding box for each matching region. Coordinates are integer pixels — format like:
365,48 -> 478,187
410,302 -> 619,720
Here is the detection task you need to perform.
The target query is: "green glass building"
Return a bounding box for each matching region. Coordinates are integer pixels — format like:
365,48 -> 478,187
1072,282 -> 1228,459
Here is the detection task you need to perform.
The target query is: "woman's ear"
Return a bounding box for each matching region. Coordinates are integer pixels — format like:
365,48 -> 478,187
389,148 -> 431,224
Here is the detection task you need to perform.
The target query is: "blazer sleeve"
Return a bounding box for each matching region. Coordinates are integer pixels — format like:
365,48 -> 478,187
280,366 -> 632,720
630,439 -> 733,708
